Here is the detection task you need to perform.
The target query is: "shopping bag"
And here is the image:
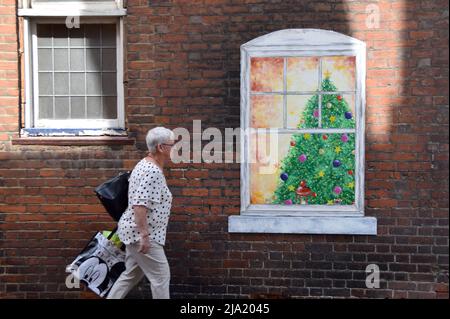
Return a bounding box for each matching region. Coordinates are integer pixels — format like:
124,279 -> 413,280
95,171 -> 131,221
66,230 -> 126,298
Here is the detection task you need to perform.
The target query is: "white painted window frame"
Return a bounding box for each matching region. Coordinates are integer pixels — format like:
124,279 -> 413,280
20,1 -> 126,130
19,0 -> 126,17
228,29 -> 377,235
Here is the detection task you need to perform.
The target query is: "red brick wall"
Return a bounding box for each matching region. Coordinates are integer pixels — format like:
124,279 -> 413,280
0,0 -> 448,298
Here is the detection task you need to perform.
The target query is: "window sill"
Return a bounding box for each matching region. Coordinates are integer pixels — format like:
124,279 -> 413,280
12,128 -> 134,146
228,215 -> 377,235
12,136 -> 134,146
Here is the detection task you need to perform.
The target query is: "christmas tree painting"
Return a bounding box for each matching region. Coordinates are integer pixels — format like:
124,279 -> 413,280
273,75 -> 356,206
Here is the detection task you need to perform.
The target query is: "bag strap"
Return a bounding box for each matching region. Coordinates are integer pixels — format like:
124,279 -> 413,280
107,226 -> 118,240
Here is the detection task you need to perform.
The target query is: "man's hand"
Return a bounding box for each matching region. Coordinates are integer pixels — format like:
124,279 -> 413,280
138,234 -> 150,254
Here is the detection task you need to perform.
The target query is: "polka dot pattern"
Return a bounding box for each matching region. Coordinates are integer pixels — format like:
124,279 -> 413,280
117,159 -> 173,246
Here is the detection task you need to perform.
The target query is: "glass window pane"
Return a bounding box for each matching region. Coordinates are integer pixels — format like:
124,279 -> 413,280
102,24 -> 116,46
87,97 -> 102,118
102,48 -> 116,71
53,24 -> 68,47
87,73 -> 101,95
54,97 -> 70,119
37,24 -> 52,47
102,73 -> 116,95
85,25 -> 101,46
86,48 -> 101,71
287,95 -> 319,129
250,95 -> 283,128
39,97 -> 53,119
54,73 -> 69,95
321,93 -> 356,129
103,96 -> 117,119
70,73 -> 85,95
287,57 -> 319,92
250,132 -> 356,205
38,72 -> 53,95
70,97 -> 85,118
70,49 -> 85,71
250,57 -> 283,92
321,56 -> 356,92
38,49 -> 52,71
69,25 -> 85,46
54,48 -> 69,71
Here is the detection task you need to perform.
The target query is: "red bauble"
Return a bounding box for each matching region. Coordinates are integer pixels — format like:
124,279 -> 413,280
322,134 -> 328,140
290,140 -> 296,147
348,170 -> 353,175
312,192 -> 317,197
337,95 -> 342,101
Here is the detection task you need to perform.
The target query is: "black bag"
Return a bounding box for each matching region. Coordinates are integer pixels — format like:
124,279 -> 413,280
95,171 -> 131,221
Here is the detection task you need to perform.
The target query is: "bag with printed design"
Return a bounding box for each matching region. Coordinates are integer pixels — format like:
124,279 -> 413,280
66,229 -> 125,298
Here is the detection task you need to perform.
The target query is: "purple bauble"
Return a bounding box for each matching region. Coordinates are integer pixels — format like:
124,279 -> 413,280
280,172 -> 288,181
298,154 -> 307,163
313,109 -> 319,118
334,186 -> 342,195
284,199 -> 293,205
341,134 -> 349,143
333,160 -> 341,167
345,112 -> 353,119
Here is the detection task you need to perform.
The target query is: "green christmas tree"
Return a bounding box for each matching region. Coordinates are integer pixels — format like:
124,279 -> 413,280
273,76 -> 356,205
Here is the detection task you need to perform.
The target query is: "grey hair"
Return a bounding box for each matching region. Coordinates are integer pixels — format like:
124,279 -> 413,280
146,127 -> 175,154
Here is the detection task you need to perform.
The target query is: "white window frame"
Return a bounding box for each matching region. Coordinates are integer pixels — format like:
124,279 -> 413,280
228,29 -> 377,235
20,0 -> 126,130
19,0 -> 126,17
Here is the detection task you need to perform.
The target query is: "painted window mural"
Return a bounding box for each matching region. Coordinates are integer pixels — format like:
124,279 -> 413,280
250,55 -> 357,206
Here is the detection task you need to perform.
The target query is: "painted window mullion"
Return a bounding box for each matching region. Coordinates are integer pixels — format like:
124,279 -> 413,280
283,57 -> 287,129
318,57 -> 323,128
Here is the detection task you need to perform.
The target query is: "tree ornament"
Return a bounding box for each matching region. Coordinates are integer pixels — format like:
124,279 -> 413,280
298,154 -> 307,163
313,109 -> 319,118
333,186 -> 342,195
348,170 -> 353,175
333,160 -> 341,167
284,199 -> 293,205
296,180 -> 313,205
345,111 -> 353,119
337,95 -> 342,101
341,134 -> 349,143
326,102 -> 332,109
303,133 -> 311,140
319,148 -> 325,155
322,134 -> 328,140
329,115 -> 336,123
290,140 -> 296,147
335,146 -> 342,154
280,172 -> 288,181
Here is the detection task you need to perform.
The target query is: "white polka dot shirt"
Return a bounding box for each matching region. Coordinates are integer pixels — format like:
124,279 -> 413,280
117,159 -> 173,246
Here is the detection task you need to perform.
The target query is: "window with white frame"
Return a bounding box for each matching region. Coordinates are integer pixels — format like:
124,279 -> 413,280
229,29 -> 377,235
19,0 -> 126,132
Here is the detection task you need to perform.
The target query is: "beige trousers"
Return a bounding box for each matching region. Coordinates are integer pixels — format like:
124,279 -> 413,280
107,240 -> 170,299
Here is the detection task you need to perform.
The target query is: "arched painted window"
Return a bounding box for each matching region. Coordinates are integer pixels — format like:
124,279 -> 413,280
229,29 -> 376,235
